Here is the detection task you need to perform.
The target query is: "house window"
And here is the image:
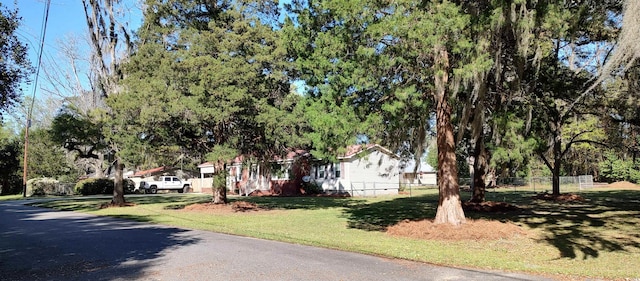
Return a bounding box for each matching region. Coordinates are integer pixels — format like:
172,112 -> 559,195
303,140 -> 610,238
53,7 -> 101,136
250,165 -> 258,180
317,165 -> 325,179
334,163 -> 340,178
310,166 -> 316,179
235,166 -> 242,181
271,163 -> 291,180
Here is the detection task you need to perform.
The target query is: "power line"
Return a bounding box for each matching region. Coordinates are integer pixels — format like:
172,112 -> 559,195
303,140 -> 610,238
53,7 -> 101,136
22,0 -> 52,197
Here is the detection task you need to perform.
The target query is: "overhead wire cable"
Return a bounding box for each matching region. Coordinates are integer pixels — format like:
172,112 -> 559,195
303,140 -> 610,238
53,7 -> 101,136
22,0 -> 52,196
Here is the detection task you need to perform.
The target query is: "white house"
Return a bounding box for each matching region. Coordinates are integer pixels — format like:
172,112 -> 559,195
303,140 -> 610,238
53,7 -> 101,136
195,144 -> 402,197
401,158 -> 437,186
310,144 -> 401,196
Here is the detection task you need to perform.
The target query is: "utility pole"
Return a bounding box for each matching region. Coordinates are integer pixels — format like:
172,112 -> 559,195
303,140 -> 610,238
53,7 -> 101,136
22,0 -> 51,197
22,119 -> 31,197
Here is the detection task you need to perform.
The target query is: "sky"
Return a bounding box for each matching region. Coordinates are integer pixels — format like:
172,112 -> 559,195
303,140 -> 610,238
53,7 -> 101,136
7,0 -> 142,102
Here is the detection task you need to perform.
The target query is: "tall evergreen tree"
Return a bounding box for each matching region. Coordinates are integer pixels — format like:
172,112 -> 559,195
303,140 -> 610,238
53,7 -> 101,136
120,0 -> 295,204
0,3 -> 32,117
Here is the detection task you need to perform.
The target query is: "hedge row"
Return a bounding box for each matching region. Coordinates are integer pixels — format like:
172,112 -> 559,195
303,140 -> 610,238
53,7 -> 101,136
74,178 -> 136,195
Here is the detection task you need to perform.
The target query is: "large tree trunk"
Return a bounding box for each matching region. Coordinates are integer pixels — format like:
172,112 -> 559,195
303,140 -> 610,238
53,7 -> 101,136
111,159 -> 125,205
94,153 -> 105,178
212,185 -> 227,204
212,164 -> 228,204
433,46 -> 466,226
469,80 -> 488,203
471,139 -> 488,203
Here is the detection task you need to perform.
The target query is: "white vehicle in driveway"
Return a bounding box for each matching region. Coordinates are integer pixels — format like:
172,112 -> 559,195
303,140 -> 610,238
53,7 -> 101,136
140,176 -> 190,194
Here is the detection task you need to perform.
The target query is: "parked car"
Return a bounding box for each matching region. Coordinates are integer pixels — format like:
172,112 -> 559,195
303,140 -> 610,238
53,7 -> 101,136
140,176 -> 190,194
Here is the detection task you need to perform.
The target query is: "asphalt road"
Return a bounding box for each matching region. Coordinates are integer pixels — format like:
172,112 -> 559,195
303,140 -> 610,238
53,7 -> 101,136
0,200 -> 554,281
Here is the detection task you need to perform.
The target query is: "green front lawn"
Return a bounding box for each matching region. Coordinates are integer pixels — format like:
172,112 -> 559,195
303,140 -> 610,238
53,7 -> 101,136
29,188 -> 640,280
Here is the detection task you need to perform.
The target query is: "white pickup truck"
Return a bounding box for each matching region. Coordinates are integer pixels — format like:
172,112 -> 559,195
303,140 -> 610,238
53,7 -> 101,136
140,176 -> 191,194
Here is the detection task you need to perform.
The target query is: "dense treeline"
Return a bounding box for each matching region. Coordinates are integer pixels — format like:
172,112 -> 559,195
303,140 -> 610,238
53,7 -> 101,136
1,0 -> 639,224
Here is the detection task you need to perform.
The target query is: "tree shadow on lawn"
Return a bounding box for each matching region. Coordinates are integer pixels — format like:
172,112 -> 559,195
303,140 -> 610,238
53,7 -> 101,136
0,203 -> 201,281
30,194 -> 212,212
505,189 -> 640,260
343,189 -> 640,260
235,196 -> 358,210
343,194 -> 440,231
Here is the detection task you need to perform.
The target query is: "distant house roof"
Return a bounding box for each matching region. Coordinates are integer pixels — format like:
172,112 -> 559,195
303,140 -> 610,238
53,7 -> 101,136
198,145 -> 399,168
133,166 -> 172,177
338,144 -> 396,160
198,162 -> 214,168
199,149 -> 310,168
273,149 -> 309,161
402,160 -> 435,173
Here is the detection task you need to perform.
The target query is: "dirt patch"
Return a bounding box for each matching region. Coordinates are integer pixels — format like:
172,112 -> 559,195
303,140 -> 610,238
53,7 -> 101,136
182,201 -> 267,213
462,201 -> 520,213
533,192 -> 585,202
387,219 -> 527,241
607,181 -> 640,189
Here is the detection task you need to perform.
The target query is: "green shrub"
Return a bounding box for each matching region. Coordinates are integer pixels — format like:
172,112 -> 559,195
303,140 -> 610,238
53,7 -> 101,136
301,181 -> 323,195
26,178 -> 59,196
123,179 -> 136,194
598,153 -> 640,184
75,178 -> 114,195
213,172 -> 228,192
75,178 -> 137,195
1,175 -> 23,195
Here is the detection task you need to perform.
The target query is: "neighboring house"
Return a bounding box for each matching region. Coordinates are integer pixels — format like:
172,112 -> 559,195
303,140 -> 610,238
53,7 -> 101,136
401,159 -> 437,186
196,144 -> 402,197
310,144 -> 401,196
193,162 -> 215,193
195,150 -> 309,195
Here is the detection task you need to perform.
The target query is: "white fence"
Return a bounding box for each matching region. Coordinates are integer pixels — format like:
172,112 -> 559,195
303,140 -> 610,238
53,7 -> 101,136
321,182 -> 399,197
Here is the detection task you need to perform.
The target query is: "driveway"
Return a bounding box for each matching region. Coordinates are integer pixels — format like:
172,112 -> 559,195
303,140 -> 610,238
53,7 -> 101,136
0,200 -> 553,281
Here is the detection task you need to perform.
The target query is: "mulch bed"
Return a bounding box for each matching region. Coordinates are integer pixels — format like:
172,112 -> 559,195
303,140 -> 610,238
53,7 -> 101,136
182,201 -> 268,213
387,219 -> 528,241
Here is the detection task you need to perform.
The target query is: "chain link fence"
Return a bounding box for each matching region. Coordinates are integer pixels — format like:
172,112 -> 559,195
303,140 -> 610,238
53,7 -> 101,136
458,175 -> 594,193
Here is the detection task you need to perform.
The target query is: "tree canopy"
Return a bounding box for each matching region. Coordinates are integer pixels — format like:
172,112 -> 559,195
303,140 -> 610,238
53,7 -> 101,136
0,3 -> 32,117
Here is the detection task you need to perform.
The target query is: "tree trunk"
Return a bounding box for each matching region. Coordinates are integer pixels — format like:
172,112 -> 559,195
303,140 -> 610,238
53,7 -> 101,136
469,82 -> 488,203
552,133 -> 562,196
432,45 -> 466,225
111,159 -> 126,205
95,153 -> 105,178
213,186 -> 227,204
471,139 -> 487,203
212,164 -> 228,204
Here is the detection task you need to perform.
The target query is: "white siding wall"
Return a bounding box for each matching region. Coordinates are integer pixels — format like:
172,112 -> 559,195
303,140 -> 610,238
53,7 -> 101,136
316,148 -> 400,196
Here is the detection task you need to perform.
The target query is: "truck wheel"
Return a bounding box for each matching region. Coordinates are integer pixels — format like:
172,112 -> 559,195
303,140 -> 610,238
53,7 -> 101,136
150,186 -> 158,194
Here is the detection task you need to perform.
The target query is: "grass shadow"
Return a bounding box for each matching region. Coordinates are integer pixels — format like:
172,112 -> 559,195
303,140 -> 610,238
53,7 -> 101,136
343,188 -> 640,260
29,194 -> 212,212
504,189 -> 640,260
233,196 -> 358,210
343,193 -> 440,231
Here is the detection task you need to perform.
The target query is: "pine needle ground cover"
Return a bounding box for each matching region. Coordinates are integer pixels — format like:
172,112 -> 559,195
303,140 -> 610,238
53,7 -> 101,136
27,187 -> 640,280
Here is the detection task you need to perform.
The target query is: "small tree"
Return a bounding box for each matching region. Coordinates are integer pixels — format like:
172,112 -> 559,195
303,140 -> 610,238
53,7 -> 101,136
206,145 -> 238,204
